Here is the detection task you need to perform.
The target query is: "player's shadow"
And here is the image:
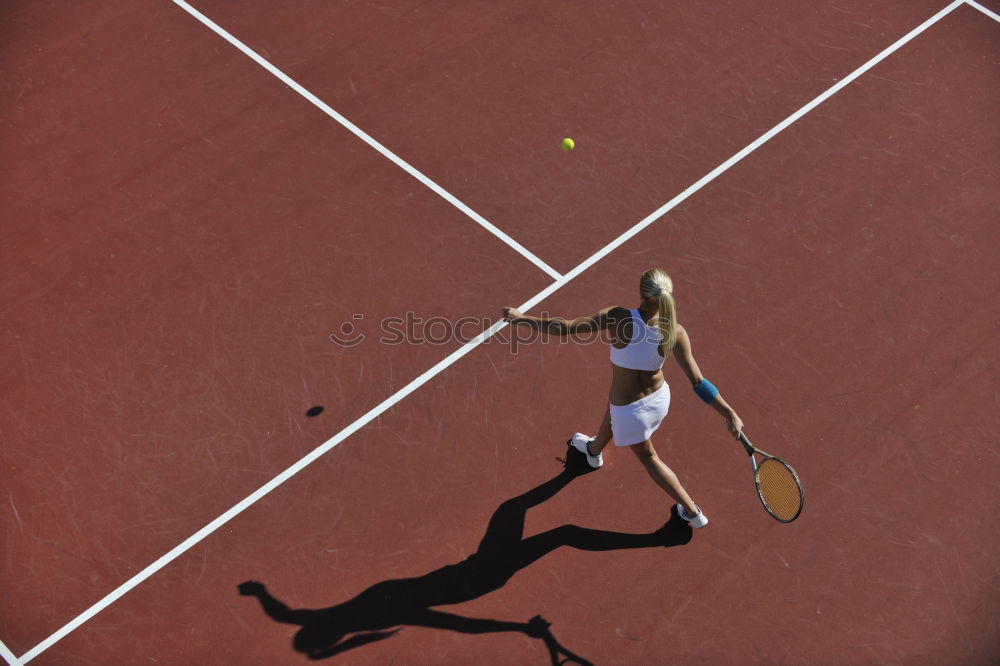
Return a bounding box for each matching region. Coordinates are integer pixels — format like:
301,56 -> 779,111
238,451 -> 692,663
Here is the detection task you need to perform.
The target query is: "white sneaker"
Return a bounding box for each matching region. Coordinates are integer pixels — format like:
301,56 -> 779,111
677,504 -> 709,528
568,433 -> 602,469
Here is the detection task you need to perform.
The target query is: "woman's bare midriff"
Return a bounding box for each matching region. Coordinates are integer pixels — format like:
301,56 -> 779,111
608,363 -> 665,406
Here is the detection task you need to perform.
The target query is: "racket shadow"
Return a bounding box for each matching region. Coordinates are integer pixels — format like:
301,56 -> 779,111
238,453 -> 693,663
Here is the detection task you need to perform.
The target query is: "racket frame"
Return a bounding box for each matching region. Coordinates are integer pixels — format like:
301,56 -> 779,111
738,432 -> 804,523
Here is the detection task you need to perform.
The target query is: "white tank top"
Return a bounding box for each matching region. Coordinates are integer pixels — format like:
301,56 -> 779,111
610,309 -> 665,371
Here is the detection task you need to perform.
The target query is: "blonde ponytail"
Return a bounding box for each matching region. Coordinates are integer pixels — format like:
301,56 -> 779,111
640,269 -> 677,354
660,289 -> 677,353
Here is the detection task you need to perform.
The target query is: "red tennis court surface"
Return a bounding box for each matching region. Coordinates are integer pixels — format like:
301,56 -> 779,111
2,1 -> 998,664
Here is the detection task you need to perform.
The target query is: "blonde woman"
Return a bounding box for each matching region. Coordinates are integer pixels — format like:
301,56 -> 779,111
502,269 -> 743,528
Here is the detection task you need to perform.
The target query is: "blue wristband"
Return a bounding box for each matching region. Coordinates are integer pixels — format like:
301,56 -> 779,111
694,378 -> 719,404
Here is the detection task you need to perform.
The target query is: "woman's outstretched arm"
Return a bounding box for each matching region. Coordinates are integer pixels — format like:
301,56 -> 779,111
501,306 -> 627,337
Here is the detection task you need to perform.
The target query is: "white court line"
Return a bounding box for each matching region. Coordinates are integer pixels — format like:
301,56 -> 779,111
0,639 -> 23,666
20,320 -> 510,664
522,0 -> 968,307
17,1 -> 967,662
169,0 -> 563,282
965,0 -> 1000,22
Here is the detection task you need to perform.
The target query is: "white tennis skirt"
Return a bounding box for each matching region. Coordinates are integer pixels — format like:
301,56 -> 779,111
609,383 -> 671,446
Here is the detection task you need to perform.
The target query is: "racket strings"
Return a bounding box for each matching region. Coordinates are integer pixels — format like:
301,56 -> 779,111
757,458 -> 802,521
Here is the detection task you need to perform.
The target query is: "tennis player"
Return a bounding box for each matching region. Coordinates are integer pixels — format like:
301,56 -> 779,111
502,268 -> 743,528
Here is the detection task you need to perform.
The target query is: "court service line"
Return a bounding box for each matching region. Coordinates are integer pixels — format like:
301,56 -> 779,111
18,1 -> 964,662
0,639 -> 23,666
965,0 -> 1000,22
170,0 -> 563,282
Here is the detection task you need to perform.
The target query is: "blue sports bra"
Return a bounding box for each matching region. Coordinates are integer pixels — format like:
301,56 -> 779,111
610,309 -> 665,371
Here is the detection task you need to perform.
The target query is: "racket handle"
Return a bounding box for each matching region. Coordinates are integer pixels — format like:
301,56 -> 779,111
738,431 -> 755,455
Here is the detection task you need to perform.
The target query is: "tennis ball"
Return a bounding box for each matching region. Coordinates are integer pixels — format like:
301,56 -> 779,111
561,137 -> 575,151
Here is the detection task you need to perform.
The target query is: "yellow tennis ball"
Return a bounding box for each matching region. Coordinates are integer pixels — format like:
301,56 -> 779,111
561,137 -> 575,151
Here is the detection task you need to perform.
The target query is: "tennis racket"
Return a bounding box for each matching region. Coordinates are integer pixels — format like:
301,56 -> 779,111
738,432 -> 803,522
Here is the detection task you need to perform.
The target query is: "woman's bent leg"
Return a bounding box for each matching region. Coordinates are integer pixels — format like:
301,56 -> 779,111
628,440 -> 699,517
